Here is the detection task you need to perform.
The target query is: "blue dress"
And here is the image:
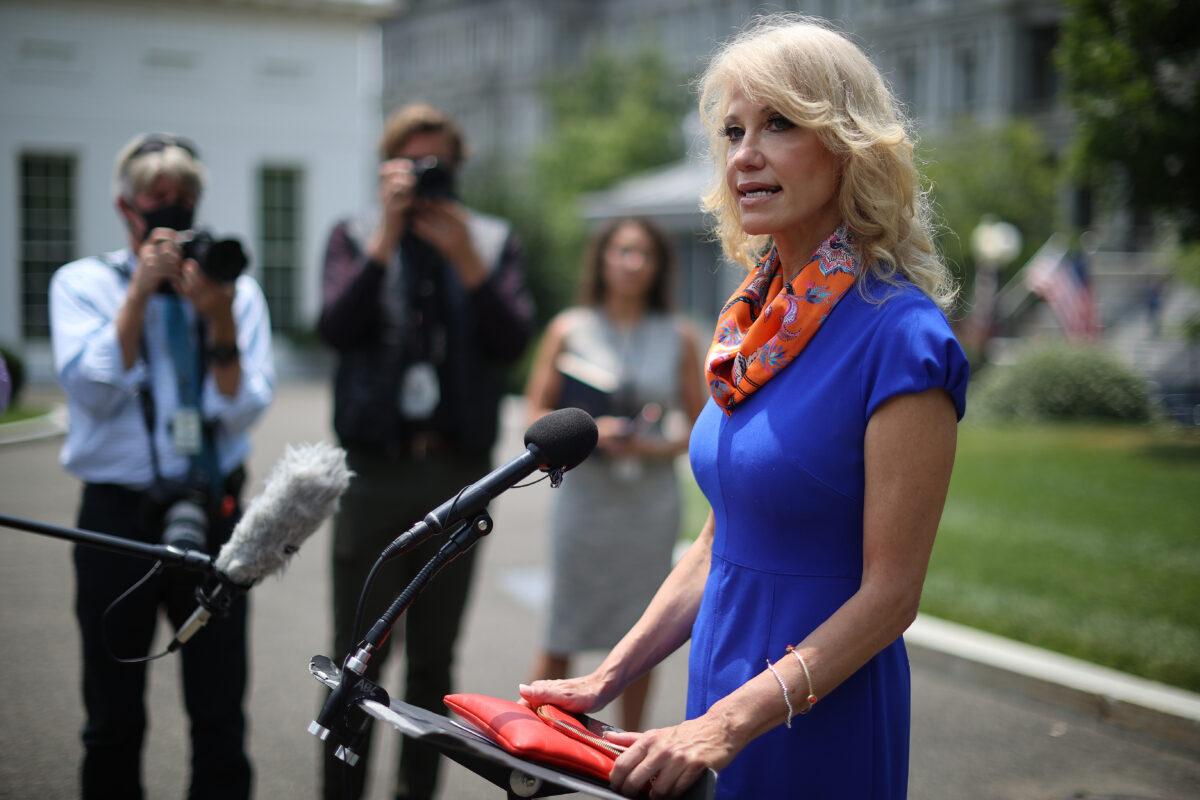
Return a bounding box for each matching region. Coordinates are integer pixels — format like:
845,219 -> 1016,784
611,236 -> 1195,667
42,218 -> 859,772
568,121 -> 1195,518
687,276 -> 969,798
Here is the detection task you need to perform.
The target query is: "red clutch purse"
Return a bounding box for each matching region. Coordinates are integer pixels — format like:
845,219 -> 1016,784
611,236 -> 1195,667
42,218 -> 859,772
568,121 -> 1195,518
443,693 -> 624,782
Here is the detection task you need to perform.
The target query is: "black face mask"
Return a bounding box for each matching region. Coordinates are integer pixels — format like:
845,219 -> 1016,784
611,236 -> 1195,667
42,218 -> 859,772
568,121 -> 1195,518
137,203 -> 195,241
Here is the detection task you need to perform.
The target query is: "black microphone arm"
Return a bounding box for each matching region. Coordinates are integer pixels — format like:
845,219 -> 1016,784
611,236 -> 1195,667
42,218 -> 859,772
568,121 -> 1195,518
310,408 -> 599,766
0,512 -> 215,575
379,407 -> 599,561
0,511 -> 231,654
378,446 -> 541,560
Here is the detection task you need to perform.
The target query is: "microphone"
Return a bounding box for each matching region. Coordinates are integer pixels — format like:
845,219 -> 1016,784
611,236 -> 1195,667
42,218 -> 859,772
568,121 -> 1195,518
169,442 -> 353,651
379,408 -> 597,560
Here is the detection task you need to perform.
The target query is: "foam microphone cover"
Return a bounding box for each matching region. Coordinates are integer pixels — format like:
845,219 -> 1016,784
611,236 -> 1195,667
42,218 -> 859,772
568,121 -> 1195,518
524,407 -> 598,472
215,442 -> 352,586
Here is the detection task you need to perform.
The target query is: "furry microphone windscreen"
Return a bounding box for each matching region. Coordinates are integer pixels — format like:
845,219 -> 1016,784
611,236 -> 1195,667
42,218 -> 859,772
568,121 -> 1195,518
215,442 -> 352,587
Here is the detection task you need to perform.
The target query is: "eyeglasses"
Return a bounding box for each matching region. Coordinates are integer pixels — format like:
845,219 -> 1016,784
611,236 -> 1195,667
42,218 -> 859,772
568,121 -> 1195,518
127,133 -> 201,162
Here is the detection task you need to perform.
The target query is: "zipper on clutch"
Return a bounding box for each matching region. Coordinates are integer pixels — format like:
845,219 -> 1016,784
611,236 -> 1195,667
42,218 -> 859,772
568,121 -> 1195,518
535,706 -> 627,756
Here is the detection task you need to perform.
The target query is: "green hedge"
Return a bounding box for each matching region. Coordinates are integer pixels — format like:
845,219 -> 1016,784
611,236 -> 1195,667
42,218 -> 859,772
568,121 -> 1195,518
970,344 -> 1152,422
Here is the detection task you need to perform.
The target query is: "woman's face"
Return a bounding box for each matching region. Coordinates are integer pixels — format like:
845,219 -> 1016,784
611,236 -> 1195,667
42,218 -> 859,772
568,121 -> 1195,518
601,222 -> 659,304
722,89 -> 842,251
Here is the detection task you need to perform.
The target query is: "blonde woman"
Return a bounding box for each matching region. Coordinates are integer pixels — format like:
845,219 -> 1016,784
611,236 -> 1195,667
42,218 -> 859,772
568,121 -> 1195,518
520,17 -> 969,798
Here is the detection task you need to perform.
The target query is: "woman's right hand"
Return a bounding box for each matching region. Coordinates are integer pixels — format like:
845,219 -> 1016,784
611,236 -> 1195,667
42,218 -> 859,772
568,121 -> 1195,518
518,671 -> 617,715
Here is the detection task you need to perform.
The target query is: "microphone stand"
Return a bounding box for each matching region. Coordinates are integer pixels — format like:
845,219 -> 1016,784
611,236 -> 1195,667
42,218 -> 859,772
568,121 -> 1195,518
309,509 -> 494,765
0,511 -> 238,647
0,511 -> 215,575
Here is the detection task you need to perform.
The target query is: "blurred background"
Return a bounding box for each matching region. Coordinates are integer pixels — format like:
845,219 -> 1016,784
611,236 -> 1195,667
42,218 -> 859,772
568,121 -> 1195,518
4,0 -> 1199,392
1,0 -> 1198,798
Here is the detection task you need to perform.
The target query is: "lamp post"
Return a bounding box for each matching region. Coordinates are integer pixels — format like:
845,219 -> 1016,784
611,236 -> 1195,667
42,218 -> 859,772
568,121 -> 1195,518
968,215 -> 1022,358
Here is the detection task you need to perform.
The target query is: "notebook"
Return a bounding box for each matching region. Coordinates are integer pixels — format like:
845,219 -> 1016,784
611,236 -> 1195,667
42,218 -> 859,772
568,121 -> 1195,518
555,352 -> 619,419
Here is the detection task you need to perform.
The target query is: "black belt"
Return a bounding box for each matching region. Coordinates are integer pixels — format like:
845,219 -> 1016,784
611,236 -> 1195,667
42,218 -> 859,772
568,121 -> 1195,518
86,464 -> 247,500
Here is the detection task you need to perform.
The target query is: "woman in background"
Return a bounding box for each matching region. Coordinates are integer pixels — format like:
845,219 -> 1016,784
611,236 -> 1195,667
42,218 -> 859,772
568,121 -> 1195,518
524,217 -> 705,732
521,16 -> 969,799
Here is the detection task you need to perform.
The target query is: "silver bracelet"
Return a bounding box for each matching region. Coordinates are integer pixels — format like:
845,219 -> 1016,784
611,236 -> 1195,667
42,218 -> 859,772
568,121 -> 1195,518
786,645 -> 818,712
765,658 -> 794,729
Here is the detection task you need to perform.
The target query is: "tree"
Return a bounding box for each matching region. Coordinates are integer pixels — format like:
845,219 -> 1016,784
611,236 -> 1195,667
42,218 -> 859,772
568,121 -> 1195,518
920,120 -> 1061,287
1058,0 -> 1200,240
468,48 -> 690,323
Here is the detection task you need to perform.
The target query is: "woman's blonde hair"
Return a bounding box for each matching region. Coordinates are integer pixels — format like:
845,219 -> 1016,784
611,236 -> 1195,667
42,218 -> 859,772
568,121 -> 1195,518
698,15 -> 957,312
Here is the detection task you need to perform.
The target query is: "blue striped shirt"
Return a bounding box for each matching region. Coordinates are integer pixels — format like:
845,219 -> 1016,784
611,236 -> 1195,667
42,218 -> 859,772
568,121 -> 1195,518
49,249 -> 275,487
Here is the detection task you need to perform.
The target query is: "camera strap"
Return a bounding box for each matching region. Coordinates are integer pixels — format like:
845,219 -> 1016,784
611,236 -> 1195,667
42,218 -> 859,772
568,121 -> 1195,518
135,323 -> 221,498
102,251 -> 218,494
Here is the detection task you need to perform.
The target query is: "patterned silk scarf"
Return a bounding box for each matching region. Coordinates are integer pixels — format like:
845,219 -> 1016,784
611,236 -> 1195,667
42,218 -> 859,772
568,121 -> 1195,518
706,224 -> 859,413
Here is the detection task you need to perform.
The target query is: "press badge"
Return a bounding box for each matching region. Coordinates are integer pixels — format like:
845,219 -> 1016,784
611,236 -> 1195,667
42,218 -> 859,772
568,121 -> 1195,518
172,407 -> 203,455
399,362 -> 440,420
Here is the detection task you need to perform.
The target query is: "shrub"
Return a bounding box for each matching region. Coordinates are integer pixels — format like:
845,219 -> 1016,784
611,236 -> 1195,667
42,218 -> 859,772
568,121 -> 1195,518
0,345 -> 25,408
971,344 -> 1152,422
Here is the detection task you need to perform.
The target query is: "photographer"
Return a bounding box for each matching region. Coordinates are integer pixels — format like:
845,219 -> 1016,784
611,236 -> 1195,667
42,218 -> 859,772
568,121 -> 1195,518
48,133 -> 274,800
318,103 -> 533,800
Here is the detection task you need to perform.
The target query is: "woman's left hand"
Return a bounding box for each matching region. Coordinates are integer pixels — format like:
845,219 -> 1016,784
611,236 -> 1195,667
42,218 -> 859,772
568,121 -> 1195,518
605,715 -> 738,798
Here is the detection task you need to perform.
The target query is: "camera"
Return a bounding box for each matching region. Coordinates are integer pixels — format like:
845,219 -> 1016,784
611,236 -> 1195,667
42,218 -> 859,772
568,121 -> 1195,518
178,229 -> 249,284
411,156 -> 456,201
143,480 -> 212,553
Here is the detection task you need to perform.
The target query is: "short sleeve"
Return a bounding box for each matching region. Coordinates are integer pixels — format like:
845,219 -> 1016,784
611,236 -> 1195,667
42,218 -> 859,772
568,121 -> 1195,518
861,295 -> 970,421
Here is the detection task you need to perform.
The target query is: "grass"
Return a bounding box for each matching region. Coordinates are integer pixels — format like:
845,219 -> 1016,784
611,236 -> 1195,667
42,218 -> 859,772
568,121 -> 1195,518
927,423 -> 1200,691
681,424 -> 1200,691
0,405 -> 50,425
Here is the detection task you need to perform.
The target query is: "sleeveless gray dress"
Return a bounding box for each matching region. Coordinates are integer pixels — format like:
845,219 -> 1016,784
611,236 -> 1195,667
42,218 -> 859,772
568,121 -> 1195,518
546,308 -> 684,653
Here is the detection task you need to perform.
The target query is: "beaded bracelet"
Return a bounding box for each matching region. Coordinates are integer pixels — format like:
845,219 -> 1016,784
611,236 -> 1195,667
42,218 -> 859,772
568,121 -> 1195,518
786,645 -> 818,712
764,659 -> 795,729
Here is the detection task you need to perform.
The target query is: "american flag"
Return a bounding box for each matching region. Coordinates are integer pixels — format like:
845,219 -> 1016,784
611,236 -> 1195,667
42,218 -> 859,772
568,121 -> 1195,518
1024,236 -> 1100,341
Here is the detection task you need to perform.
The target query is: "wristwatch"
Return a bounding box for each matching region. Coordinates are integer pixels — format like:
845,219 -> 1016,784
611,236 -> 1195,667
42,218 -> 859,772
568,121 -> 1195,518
207,342 -> 240,366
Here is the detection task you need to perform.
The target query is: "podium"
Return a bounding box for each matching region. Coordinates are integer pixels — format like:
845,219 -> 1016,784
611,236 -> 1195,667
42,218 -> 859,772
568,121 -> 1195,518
310,656 -> 716,800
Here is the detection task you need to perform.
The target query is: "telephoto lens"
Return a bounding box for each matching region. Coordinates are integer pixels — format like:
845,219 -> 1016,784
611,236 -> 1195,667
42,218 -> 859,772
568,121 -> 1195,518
162,498 -> 209,552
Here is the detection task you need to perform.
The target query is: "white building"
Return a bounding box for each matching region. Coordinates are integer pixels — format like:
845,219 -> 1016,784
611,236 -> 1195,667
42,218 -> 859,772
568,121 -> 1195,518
1,0 -> 396,379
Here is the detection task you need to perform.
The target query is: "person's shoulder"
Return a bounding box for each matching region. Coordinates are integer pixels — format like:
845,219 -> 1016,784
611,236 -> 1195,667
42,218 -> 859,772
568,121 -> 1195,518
333,214 -> 372,248
232,272 -> 268,304
233,271 -> 264,291
464,208 -> 514,268
551,306 -> 593,335
52,250 -> 129,290
855,271 -> 952,328
536,307 -> 588,354
464,207 -> 512,231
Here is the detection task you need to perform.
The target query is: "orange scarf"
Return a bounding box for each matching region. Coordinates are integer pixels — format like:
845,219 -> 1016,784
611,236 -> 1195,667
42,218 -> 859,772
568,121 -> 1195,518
706,225 -> 859,413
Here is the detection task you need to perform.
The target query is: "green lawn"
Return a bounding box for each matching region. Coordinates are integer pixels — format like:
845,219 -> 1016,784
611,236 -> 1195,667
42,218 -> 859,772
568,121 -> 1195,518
0,405 -> 50,425
927,424 -> 1200,691
681,424 -> 1200,691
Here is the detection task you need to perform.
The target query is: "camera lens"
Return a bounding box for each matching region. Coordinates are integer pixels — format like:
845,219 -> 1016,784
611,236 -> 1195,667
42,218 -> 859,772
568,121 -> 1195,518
162,499 -> 208,552
412,158 -> 455,201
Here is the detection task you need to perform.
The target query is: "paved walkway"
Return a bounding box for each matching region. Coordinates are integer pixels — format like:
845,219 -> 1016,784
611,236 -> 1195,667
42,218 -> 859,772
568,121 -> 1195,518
1,382 -> 1197,799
